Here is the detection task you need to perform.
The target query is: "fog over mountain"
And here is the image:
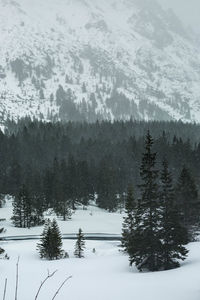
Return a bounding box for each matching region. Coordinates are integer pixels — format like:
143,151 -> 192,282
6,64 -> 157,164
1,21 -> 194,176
158,0 -> 200,32
0,0 -> 200,124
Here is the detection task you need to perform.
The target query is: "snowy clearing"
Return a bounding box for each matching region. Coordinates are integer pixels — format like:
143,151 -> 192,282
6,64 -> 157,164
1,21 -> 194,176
0,199 -> 124,237
0,240 -> 200,300
1,199 -> 200,300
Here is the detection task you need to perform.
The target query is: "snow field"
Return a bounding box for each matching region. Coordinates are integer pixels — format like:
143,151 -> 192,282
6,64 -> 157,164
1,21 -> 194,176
0,240 -> 200,300
0,199 -> 124,237
1,199 -> 200,300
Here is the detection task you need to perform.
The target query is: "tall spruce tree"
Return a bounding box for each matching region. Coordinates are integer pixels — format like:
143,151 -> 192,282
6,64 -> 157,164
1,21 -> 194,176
160,159 -> 188,270
50,219 -> 64,259
37,219 -> 63,260
176,167 -> 199,227
31,194 -> 45,226
74,228 -> 85,258
121,186 -> 136,252
37,219 -> 51,259
127,131 -> 162,271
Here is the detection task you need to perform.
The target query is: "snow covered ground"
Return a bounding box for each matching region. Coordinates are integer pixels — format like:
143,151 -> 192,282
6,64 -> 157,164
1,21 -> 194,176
1,198 -> 200,300
0,240 -> 200,300
0,198 -> 124,237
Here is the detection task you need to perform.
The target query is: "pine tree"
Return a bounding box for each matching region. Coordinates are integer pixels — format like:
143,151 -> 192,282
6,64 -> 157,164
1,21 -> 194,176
127,131 -> 162,271
32,194 -> 45,226
12,184 -> 32,228
12,190 -> 23,228
37,219 -> 63,260
74,228 -> 85,258
160,159 -> 188,270
176,167 -> 199,227
50,219 -> 64,259
37,219 -> 51,259
121,186 -> 136,252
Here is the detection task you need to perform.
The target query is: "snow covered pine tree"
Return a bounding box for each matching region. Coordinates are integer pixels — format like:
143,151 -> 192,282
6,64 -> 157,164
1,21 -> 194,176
121,186 -> 136,253
37,219 -> 63,260
122,132 -> 189,272
160,159 -> 188,270
74,228 -> 85,258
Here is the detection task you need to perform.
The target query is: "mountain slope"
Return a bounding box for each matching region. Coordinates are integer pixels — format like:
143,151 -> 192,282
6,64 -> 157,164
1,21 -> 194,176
0,0 -> 200,123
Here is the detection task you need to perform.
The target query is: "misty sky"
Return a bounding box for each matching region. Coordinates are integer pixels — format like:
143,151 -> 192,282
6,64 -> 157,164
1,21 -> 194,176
157,0 -> 200,31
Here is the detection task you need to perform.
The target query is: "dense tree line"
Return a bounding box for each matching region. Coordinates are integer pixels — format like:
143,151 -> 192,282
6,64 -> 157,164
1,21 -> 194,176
0,119 -> 199,228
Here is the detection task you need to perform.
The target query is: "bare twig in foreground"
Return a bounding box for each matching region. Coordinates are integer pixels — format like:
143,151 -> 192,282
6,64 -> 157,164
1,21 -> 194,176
3,278 -> 7,300
34,270 -> 58,300
51,276 -> 72,300
15,257 -> 20,300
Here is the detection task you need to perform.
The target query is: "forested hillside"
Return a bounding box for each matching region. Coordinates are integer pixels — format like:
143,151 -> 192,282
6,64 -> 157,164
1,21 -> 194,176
0,119 -> 199,218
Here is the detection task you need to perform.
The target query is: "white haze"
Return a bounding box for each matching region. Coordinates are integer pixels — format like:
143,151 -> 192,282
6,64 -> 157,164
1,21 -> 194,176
158,0 -> 200,32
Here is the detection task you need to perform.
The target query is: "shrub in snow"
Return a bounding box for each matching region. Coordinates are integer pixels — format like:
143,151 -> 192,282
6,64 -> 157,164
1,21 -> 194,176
0,246 -> 9,260
64,251 -> 69,258
0,227 -> 5,234
0,247 -> 5,256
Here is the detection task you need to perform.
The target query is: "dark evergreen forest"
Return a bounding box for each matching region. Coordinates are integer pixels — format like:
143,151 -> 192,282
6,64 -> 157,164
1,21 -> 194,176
0,118 -> 199,225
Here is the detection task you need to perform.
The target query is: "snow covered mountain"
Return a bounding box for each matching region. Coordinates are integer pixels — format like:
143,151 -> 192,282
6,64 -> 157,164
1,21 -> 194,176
0,0 -> 200,123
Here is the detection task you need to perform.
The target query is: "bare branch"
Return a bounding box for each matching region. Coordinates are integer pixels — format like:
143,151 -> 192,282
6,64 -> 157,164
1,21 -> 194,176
3,278 -> 7,300
34,270 -> 58,300
51,276 -> 72,300
15,256 -> 20,300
